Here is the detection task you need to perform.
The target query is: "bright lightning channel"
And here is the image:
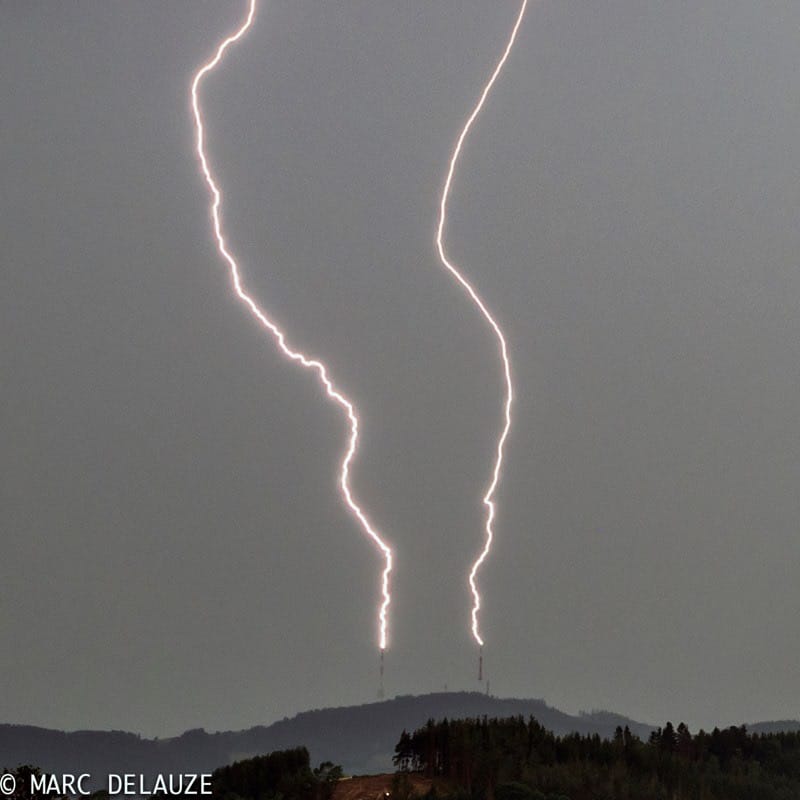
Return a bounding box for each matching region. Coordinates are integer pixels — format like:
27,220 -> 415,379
190,0 -> 393,655
435,1 -> 528,670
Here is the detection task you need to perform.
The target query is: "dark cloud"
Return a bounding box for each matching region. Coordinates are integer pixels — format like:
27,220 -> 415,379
2,0 -> 798,736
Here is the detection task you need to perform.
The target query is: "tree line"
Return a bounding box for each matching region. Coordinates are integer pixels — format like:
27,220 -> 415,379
8,716 -> 800,800
209,747 -> 341,800
393,715 -> 800,800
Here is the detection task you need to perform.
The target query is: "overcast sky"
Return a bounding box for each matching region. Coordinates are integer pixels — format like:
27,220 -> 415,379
2,0 -> 800,738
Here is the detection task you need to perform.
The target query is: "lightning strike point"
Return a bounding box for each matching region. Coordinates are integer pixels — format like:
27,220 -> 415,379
378,649 -> 385,700
435,0 -> 528,657
478,645 -> 483,682
190,0 -> 393,654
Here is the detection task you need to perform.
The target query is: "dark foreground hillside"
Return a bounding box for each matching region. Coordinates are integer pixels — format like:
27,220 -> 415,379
5,714 -> 800,800
2,694 -> 798,787
0,693 -> 652,780
393,716 -> 800,800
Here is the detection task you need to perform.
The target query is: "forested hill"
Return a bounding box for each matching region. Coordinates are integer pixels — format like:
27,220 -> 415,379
0,692 -> 651,779
229,693 -> 656,773
3,693 -> 797,782
749,720 -> 800,735
395,717 -> 800,800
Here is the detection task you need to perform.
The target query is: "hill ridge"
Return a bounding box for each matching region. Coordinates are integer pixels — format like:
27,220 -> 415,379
1,692 -> 796,784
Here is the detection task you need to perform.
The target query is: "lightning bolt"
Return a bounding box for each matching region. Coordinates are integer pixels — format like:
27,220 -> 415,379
435,1 -> 528,661
190,0 -> 393,653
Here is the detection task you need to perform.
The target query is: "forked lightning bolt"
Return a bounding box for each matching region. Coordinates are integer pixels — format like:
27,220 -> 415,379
435,1 -> 528,664
190,0 -> 393,653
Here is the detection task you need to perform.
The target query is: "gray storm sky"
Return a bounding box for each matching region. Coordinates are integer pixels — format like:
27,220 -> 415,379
2,0 -> 799,737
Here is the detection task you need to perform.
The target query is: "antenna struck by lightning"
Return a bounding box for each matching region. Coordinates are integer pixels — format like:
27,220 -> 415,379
435,1 -> 528,668
190,0 -> 393,656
